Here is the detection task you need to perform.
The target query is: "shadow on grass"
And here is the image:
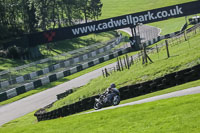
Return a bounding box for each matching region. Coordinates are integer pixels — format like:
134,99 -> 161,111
50,31 -> 117,53
163,55 -> 179,60
52,37 -> 98,53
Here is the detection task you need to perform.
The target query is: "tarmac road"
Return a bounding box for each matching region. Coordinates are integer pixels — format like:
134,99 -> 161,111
0,63 -> 115,126
83,86 -> 200,115
0,25 -> 160,126
120,25 -> 161,43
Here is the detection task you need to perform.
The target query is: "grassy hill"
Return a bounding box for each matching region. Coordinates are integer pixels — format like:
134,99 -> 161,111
100,0 -> 196,34
1,91 -> 200,133
47,29 -> 200,111
100,0 -> 195,19
1,0 -> 200,131
0,31 -> 117,71
0,0 -> 196,70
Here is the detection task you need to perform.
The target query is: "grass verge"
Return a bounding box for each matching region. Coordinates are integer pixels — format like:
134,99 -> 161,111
100,0 -> 196,35
48,31 -> 200,111
1,82 -> 200,132
40,31 -> 117,56
0,31 -> 117,72
0,48 -> 137,106
120,79 -> 200,104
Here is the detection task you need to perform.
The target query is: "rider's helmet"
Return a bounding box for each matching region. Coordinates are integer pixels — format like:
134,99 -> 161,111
110,83 -> 116,88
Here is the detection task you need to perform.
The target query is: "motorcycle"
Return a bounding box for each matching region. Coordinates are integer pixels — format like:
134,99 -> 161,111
94,92 -> 120,110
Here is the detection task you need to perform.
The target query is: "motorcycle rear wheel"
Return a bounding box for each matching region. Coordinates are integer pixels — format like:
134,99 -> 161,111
112,95 -> 120,106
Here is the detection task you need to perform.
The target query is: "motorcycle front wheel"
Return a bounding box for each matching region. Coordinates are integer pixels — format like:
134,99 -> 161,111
94,102 -> 102,110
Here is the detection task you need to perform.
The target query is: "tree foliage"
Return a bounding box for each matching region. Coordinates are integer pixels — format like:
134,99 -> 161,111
0,0 -> 103,40
0,0 -> 103,59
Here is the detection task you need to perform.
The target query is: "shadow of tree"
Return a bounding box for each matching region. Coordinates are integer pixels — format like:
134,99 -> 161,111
0,57 -> 27,71
50,31 -> 117,53
52,37 -> 98,53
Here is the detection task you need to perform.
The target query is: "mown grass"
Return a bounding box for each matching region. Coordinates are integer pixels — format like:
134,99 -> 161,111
100,0 -> 195,19
48,31 -> 200,111
0,0 -> 196,71
40,31 -> 117,56
100,0 -> 196,34
0,57 -> 31,72
0,49 -> 137,106
0,31 -> 117,72
113,31 -> 130,50
1,0 -> 200,131
1,72 -> 200,127
0,31 -> 118,83
120,79 -> 200,104
1,89 -> 200,132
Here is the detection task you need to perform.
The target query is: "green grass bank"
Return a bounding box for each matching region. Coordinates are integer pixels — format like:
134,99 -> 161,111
1,87 -> 200,133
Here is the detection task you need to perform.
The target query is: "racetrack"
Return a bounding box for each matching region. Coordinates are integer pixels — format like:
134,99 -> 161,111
120,25 -> 161,43
0,25 -> 160,126
82,86 -> 200,115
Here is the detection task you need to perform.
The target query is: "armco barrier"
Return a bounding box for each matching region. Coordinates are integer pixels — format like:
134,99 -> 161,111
34,64 -> 200,122
0,92 -> 7,102
16,86 -> 26,95
0,36 -> 123,89
2,23 -> 200,89
0,48 -> 129,102
0,31 -> 180,89
49,74 -> 57,82
33,80 -> 42,88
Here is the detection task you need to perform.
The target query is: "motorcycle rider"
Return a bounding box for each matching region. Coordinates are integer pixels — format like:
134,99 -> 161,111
94,83 -> 120,109
105,83 -> 120,104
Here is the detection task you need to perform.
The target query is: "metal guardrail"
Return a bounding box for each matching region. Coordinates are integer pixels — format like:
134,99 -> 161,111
0,36 -> 123,91
0,37 -> 119,79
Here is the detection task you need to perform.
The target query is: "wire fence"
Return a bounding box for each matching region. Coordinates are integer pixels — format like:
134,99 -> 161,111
102,23 -> 200,77
154,23 -> 200,53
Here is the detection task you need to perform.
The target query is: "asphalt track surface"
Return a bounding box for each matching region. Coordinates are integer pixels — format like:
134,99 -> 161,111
83,86 -> 200,115
0,25 -> 160,126
120,25 -> 161,43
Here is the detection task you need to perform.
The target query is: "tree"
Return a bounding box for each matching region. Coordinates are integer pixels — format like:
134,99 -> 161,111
89,0 -> 103,20
0,0 -> 103,59
79,0 -> 90,23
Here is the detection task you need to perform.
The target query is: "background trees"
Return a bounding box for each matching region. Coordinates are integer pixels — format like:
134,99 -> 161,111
0,0 -> 103,59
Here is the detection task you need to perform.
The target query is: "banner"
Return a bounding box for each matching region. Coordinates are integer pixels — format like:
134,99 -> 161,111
5,1 -> 200,48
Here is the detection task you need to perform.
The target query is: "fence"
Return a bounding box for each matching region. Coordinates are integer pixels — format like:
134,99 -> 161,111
147,23 -> 200,59
33,23 -> 200,121
102,23 -> 200,77
0,36 -> 123,92
0,37 -> 121,83
0,48 -> 130,102
102,54 -> 135,77
1,22 -> 200,100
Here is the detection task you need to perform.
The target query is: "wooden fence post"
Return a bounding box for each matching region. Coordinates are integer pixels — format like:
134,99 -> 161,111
184,30 -> 188,41
126,54 -> 130,69
123,56 -> 127,69
165,40 -> 170,58
156,44 -> 159,59
105,68 -> 110,77
119,57 -> 124,71
117,57 -> 121,71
